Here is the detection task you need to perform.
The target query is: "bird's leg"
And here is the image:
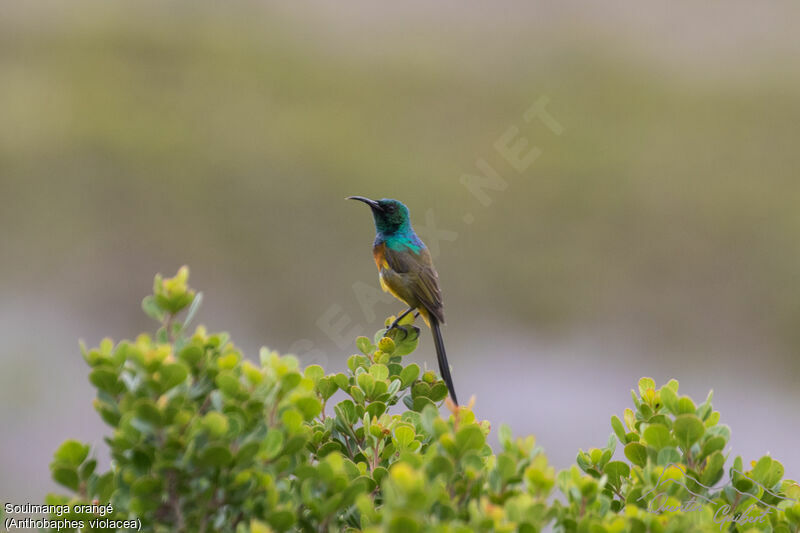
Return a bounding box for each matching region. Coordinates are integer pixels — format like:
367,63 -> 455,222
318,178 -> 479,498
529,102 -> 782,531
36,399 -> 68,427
386,307 -> 416,332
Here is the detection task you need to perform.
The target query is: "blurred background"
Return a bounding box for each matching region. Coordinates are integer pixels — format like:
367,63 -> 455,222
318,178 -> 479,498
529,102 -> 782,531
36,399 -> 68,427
2,0 -> 799,504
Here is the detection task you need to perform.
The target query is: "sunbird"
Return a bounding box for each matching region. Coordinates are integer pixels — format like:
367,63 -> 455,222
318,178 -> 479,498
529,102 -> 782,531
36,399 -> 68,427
347,196 -> 458,405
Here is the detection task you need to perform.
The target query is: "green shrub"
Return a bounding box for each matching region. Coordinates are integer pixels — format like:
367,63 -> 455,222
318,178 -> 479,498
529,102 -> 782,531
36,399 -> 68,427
43,267 -> 800,532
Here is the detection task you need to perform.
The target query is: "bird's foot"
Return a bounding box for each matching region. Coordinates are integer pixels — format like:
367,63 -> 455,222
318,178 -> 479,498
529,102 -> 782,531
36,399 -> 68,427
384,321 -> 408,340
384,311 -> 419,340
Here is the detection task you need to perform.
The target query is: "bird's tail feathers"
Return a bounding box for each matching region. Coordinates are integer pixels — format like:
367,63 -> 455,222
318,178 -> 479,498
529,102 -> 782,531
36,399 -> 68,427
431,317 -> 458,405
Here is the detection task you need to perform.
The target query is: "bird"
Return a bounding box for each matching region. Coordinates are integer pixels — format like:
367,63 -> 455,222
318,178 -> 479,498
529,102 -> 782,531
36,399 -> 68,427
347,196 -> 458,405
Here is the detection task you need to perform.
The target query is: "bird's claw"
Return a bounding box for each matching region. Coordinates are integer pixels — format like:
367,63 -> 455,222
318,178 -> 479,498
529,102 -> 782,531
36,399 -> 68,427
384,321 -> 409,340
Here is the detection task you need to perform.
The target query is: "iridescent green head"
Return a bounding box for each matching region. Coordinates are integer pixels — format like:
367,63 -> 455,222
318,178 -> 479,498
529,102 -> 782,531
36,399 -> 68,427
347,196 -> 411,236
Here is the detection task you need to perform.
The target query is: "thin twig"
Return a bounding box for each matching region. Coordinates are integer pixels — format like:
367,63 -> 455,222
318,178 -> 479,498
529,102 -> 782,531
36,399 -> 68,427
165,312 -> 176,343
167,470 -> 185,531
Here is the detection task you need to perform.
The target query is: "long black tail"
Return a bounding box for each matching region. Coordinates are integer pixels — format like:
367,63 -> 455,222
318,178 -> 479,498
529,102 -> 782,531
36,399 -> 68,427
431,317 -> 458,405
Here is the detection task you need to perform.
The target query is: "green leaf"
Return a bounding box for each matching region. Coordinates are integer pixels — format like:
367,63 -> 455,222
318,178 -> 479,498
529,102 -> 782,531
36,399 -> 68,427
250,519 -> 271,533
316,376 -> 338,400
281,409 -> 304,432
676,396 -> 697,415
411,381 -> 431,398
366,401 -> 387,419
387,326 -> 420,356
699,436 -> 726,460
386,379 -> 402,397
349,385 -> 365,404
89,367 -> 123,394
334,400 -> 357,425
399,364 -> 420,387
134,399 -> 162,426
159,362 -> 189,391
496,453 -> 517,482
282,435 -> 306,456
79,459 -> 96,481
428,382 -> 449,402
372,378 -> 388,397
357,372 -> 376,397
215,371 -> 242,397
316,441 -> 345,457
304,365 -> 324,383
280,371 -> 302,392
198,445 -> 233,467
498,424 -> 513,449
94,472 -> 114,501
356,336 -> 374,355
611,416 -> 627,444
623,408 -> 636,432
179,344 -> 204,365
203,412 -> 229,437
369,363 -> 389,381
54,440 -> 90,467
704,411 -> 720,427
604,461 -> 630,484
182,291 -> 203,328
267,509 -> 296,531
333,373 -> 350,390
657,447 -> 681,466
605,433 -> 617,455
52,466 -> 79,491
638,377 -> 656,397
642,424 -> 673,450
394,425 -> 415,448
131,475 -> 163,496
455,425 -> 485,455
706,424 -> 730,442
659,386 -> 678,413
624,442 -> 648,467
141,295 -> 165,322
378,337 -> 396,355
701,451 -> 725,486
412,396 -> 435,412
576,450 -> 591,472
236,441 -> 260,464
673,414 -> 705,450
264,430 -> 284,460
750,456 -> 784,488
294,396 -> 321,420
590,448 -> 603,464
243,360 -> 264,384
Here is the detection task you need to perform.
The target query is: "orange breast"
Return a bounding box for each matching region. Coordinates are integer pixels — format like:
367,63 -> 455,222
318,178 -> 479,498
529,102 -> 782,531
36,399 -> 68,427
373,242 -> 389,270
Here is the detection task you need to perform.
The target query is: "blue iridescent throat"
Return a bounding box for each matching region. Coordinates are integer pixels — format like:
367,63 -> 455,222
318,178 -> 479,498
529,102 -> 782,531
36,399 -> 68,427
376,230 -> 424,253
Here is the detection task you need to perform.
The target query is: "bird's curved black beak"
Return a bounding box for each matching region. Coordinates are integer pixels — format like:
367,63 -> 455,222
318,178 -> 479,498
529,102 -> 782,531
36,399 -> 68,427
346,196 -> 383,211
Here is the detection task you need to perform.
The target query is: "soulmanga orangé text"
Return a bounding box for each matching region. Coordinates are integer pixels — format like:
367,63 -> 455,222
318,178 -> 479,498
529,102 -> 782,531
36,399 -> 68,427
4,502 -> 141,530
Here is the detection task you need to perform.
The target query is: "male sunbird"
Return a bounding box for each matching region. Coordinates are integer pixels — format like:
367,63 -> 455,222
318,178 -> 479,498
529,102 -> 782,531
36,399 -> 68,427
347,196 -> 458,405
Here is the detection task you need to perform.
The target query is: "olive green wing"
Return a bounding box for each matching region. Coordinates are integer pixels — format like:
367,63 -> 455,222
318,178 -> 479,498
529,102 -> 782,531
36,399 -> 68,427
383,246 -> 445,324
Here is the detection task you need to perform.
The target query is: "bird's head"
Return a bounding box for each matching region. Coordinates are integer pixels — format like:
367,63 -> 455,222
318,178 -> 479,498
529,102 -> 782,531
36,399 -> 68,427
347,196 -> 411,235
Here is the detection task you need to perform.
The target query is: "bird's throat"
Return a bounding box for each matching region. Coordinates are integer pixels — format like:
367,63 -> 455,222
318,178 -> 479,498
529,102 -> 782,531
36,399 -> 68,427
376,231 -> 423,254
